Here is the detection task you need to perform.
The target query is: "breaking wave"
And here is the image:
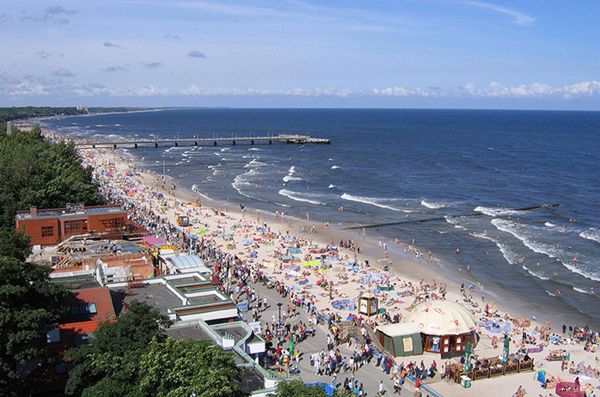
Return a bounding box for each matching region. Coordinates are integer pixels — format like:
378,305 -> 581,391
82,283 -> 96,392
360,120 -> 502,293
231,169 -> 260,200
278,189 -> 325,205
444,216 -> 467,230
244,159 -> 265,168
469,231 -> 521,266
492,219 -> 600,282
580,228 -> 600,244
340,193 -> 412,213
421,200 -> 446,209
282,165 -> 302,183
474,206 -> 521,217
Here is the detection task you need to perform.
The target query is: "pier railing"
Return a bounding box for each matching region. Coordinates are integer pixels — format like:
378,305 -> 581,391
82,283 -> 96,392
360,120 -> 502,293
72,134 -> 331,148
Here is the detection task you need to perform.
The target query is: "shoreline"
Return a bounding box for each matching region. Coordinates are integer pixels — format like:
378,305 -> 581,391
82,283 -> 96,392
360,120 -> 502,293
122,148 -> 550,330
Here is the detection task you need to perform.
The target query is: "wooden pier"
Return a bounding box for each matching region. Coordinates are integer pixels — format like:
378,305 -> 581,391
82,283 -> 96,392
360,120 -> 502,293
73,134 -> 331,149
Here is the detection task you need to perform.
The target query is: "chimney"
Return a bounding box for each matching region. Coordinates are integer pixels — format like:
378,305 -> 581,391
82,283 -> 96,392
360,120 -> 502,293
30,206 -> 38,217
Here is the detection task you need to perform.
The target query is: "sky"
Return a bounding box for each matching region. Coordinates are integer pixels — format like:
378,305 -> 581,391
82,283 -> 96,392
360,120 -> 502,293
1,0 -> 600,109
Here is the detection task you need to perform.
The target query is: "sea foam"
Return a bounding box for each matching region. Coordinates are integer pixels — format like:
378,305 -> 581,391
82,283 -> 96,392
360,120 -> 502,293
278,189 -> 325,205
421,200 -> 445,209
474,206 -> 520,217
580,228 -> 600,244
492,219 -> 600,282
341,193 -> 412,213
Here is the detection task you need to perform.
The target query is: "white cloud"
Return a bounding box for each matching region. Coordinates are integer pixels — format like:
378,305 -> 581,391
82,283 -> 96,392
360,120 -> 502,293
179,85 -> 353,97
466,1 -> 535,26
458,81 -> 600,98
1,73 -> 599,100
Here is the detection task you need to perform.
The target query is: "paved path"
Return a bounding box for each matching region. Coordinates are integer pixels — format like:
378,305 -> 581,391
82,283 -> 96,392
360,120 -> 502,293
240,280 -> 414,396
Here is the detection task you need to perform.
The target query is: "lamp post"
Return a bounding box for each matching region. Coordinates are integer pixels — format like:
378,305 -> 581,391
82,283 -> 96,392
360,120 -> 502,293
277,302 -> 283,328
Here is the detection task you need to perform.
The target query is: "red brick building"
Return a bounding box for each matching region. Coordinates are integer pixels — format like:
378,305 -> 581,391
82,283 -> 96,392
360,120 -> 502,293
15,203 -> 128,246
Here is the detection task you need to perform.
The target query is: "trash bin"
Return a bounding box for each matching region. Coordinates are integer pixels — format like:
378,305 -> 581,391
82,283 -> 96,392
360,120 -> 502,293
460,375 -> 472,388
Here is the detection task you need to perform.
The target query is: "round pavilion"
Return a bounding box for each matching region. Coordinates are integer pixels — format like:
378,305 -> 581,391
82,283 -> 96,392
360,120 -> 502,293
406,300 -> 477,355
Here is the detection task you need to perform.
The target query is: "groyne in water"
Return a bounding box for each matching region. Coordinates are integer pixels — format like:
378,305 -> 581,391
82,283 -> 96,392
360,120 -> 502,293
344,203 -> 560,230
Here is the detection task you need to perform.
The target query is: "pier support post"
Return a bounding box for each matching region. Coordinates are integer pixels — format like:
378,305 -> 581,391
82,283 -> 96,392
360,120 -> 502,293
269,140 -> 272,145
214,141 -> 217,146
113,144 -> 117,149
134,143 -> 138,149
194,141 -> 198,146
251,140 -> 255,145
154,142 -> 158,148
92,144 -> 96,149
175,142 -> 179,147
232,140 -> 236,145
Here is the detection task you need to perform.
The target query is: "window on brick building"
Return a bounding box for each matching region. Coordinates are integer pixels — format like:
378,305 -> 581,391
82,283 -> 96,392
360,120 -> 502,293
64,219 -> 88,234
41,226 -> 54,237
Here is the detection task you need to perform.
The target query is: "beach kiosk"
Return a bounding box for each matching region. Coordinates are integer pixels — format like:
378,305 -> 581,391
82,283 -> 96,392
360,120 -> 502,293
358,292 -> 378,317
376,323 -> 423,357
407,300 -> 477,357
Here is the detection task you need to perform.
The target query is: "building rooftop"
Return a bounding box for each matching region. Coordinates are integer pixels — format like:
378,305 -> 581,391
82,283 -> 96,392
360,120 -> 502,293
117,283 -> 183,315
161,253 -> 212,274
165,325 -> 213,342
67,287 -> 116,323
15,204 -> 125,221
65,240 -> 145,260
51,273 -> 102,290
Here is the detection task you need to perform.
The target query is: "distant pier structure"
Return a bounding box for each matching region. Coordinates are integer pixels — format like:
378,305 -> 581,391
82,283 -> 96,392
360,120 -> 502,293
73,134 -> 331,149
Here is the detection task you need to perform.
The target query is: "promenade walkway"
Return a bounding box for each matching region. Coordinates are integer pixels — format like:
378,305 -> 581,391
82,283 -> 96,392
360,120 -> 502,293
240,279 -> 414,396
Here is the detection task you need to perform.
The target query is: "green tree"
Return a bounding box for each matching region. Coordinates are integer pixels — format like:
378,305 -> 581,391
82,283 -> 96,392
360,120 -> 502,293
0,256 -> 71,395
138,338 -> 244,397
65,301 -> 172,397
0,127 -> 103,229
0,229 -> 31,262
271,380 -> 327,397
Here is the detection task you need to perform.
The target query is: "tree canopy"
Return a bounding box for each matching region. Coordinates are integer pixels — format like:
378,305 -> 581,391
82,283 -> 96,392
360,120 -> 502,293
65,301 -> 172,397
0,106 -> 148,123
66,302 -> 243,397
0,256 -> 71,395
0,124 -> 104,395
0,127 -> 103,229
138,338 -> 243,397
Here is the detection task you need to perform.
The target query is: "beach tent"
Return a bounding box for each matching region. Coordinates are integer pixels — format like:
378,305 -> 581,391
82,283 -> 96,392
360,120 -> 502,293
376,323 -> 423,357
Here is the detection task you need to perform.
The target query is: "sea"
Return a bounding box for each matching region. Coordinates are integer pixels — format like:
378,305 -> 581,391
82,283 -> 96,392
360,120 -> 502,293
42,108 -> 600,328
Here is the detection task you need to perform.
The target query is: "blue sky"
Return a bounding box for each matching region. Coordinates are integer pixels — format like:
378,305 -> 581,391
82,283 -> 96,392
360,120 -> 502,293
1,0 -> 599,109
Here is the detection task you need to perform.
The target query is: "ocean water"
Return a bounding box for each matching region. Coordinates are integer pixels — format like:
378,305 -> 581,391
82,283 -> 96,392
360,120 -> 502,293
43,108 -> 600,327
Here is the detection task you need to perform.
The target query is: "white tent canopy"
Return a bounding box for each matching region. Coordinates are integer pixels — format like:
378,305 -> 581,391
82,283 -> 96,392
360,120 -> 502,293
162,253 -> 212,275
406,300 -> 476,335
376,322 -> 420,337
